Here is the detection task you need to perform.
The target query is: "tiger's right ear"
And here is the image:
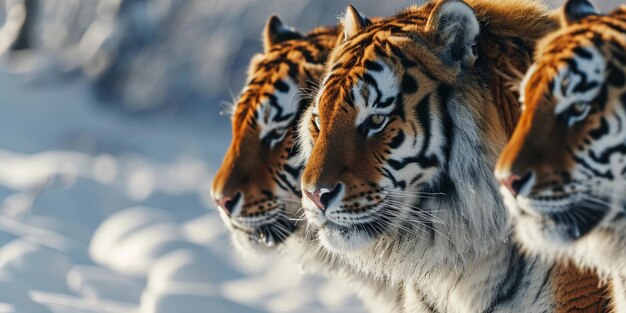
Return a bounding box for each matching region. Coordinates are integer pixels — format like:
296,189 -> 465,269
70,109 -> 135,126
562,0 -> 598,27
340,5 -> 371,42
425,0 -> 479,67
263,15 -> 303,53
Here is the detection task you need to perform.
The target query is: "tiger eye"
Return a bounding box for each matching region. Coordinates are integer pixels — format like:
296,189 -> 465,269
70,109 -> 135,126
371,114 -> 385,125
274,128 -> 286,136
572,101 -> 587,114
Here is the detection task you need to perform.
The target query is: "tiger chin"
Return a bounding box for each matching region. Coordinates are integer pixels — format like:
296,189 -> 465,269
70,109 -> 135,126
299,0 -> 610,312
495,0 -> 626,309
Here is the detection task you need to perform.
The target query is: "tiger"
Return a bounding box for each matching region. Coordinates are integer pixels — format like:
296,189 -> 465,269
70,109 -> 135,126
494,0 -> 626,311
298,0 -> 609,312
210,16 -> 401,313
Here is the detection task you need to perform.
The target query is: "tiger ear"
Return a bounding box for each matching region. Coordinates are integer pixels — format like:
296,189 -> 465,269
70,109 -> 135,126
341,5 -> 371,42
425,0 -> 479,66
263,15 -> 303,53
562,0 -> 598,27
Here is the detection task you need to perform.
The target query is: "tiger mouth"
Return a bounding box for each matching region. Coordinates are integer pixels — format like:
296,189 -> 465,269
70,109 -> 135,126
519,196 -> 609,241
231,212 -> 297,247
321,204 -> 388,237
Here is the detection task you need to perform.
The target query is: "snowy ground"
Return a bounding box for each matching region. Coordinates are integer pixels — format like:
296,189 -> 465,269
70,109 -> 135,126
0,73 -> 366,313
0,0 -> 619,312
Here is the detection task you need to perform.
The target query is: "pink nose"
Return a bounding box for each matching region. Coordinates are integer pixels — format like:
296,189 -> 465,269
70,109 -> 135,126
500,174 -> 521,197
304,185 -> 341,212
304,189 -> 327,212
215,192 -> 242,216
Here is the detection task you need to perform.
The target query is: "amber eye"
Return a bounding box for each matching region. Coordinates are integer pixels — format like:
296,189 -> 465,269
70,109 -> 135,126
572,101 -> 587,114
272,127 -> 286,137
370,114 -> 385,126
566,101 -> 591,127
359,113 -> 389,137
262,127 -> 288,147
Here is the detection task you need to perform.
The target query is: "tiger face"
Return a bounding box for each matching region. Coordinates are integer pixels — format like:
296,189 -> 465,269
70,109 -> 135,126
298,1 -> 511,254
211,16 -> 335,255
495,1 -> 626,261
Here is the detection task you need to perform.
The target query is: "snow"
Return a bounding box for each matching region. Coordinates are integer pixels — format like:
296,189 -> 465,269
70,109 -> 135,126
0,0 -> 620,312
0,68 -> 365,312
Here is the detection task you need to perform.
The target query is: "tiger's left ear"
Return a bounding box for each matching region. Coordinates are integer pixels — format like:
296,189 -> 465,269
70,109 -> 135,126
562,0 -> 598,27
425,0 -> 479,67
341,5 -> 371,42
263,15 -> 303,53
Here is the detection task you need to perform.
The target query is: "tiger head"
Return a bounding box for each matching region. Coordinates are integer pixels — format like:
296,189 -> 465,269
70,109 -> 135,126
211,16 -> 336,256
298,0 -> 555,262
495,0 -> 626,262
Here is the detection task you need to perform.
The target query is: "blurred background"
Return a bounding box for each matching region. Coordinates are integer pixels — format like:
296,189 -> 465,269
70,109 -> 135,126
0,0 -> 617,312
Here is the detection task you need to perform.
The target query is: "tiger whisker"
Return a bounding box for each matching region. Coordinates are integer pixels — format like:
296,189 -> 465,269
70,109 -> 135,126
384,189 -> 447,196
377,206 -> 456,248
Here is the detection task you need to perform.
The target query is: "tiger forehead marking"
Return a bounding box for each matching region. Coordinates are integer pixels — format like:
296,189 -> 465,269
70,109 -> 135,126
549,46 -> 606,117
253,78 -> 300,143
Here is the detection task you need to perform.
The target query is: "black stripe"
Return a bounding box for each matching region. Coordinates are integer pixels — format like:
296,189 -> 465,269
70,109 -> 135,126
364,60 -> 383,72
374,44 -> 388,58
272,176 -> 290,192
533,265 -> 553,302
381,167 -> 405,189
573,80 -> 599,93
363,72 -> 382,105
402,73 -> 418,94
388,154 -> 440,171
484,246 -> 527,313
283,163 -> 300,179
377,96 -> 395,109
274,79 -> 290,93
389,130 -> 405,149
588,143 -> 626,165
386,41 -> 417,67
569,148 -> 614,179
573,46 -> 593,59
438,84 -> 455,171
603,20 -> 626,34
589,117 -> 609,140
412,286 -> 440,313
414,94 -> 432,156
393,93 -> 406,122
608,61 -> 626,87
274,113 -> 294,123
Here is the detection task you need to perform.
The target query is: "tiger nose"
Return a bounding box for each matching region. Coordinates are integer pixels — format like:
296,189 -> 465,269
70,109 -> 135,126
498,172 -> 533,197
214,192 -> 243,216
304,184 -> 341,212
